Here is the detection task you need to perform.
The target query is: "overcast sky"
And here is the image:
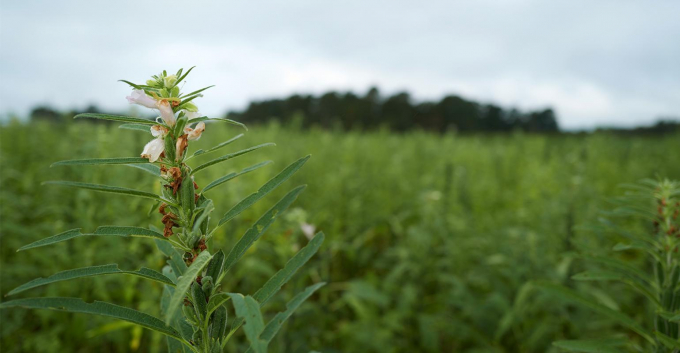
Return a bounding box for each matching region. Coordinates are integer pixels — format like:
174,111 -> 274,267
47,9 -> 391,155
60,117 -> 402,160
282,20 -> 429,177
1,1 -> 679,129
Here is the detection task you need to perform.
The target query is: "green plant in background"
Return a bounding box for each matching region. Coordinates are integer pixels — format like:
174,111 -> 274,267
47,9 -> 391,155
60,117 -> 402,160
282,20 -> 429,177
0,68 -> 325,353
540,179 -> 680,352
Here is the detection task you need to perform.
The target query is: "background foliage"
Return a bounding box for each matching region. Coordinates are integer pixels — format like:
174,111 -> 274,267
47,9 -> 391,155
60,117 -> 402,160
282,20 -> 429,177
1,118 -> 679,352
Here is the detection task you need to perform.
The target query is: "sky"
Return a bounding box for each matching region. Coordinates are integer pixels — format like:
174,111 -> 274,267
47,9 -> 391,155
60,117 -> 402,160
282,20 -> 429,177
1,1 -> 679,130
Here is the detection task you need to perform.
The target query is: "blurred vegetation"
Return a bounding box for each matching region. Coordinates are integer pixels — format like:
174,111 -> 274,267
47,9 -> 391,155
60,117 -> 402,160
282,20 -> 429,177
1,116 -> 679,352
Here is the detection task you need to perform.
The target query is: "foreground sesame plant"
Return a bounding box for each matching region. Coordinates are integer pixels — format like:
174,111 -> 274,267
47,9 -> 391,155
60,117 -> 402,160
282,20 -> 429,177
0,68 -> 325,353
540,179 -> 680,352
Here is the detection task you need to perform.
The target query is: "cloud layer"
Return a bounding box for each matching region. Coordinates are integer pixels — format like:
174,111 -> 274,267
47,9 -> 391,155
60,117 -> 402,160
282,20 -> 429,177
1,0 -> 679,129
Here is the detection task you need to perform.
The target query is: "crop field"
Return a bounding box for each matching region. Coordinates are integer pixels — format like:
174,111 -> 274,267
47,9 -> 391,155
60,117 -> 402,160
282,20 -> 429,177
1,120 -> 679,352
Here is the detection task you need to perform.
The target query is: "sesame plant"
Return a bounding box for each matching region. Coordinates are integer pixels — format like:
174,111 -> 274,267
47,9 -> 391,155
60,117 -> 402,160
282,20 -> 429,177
0,68 -> 325,353
540,179 -> 680,352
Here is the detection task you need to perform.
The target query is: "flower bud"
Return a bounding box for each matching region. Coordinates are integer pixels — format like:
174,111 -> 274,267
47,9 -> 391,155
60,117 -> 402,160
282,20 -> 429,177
164,74 -> 177,88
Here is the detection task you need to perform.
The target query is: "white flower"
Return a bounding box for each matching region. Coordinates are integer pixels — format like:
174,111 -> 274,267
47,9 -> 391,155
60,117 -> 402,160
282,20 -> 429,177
181,108 -> 202,120
126,89 -> 157,109
150,125 -> 168,138
184,122 -> 206,141
141,138 -> 165,162
300,222 -> 316,240
156,100 -> 176,127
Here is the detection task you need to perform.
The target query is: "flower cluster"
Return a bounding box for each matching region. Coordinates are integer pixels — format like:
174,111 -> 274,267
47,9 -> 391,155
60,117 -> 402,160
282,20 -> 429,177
124,69 -> 208,163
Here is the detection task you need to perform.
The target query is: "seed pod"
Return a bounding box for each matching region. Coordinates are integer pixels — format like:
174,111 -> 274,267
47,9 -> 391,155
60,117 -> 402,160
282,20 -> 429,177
205,250 -> 225,282
210,305 -> 228,340
191,282 -> 207,320
181,174 -> 195,218
182,303 -> 199,325
164,137 -> 175,161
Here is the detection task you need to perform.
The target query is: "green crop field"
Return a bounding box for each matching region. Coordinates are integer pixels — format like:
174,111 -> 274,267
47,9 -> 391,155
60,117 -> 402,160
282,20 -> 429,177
1,120 -> 679,352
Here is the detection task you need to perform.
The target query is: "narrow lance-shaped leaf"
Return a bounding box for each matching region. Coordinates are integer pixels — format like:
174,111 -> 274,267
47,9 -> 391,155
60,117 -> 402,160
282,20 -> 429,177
254,232 -> 324,305
165,251 -> 212,325
43,181 -> 161,201
217,155 -> 310,227
552,338 -> 626,353
191,143 -> 274,175
74,113 -> 156,125
187,116 -> 247,131
256,283 -> 325,346
655,331 -> 680,350
537,282 -> 654,344
202,161 -> 272,193
180,85 -> 215,98
155,239 -> 188,276
119,123 -> 153,132
189,133 -> 244,158
231,232 -> 324,331
228,294 -> 267,353
0,298 -> 187,344
219,185 -> 306,279
126,163 -> 162,178
51,157 -> 149,167
18,226 -> 166,252
7,264 -> 174,296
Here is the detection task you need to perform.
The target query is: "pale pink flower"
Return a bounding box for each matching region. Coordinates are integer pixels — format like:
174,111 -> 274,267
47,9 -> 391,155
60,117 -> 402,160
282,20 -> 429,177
141,138 -> 165,162
156,100 -> 176,127
300,223 -> 316,240
126,89 -> 157,109
150,125 -> 168,138
184,122 -> 206,141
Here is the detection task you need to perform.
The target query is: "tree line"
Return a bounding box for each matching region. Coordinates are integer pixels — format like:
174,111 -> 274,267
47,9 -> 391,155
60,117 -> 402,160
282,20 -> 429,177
227,87 -> 560,133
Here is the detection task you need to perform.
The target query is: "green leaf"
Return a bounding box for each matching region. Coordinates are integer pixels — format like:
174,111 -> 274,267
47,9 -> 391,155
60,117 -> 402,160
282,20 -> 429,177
217,156 -> 310,226
552,338 -> 626,353
119,123 -> 152,132
571,271 -> 660,306
18,227 -> 166,251
253,232 -> 325,305
205,250 -> 225,281
180,85 -> 215,98
7,264 -> 174,296
202,161 -> 272,193
165,251 -> 212,325
231,233 -> 325,332
190,143 -> 274,175
126,163 -> 161,177
206,293 -> 230,318
537,282 -> 654,344
584,255 -> 655,287
74,113 -> 156,125
189,133 -> 244,158
0,298 -> 187,344
228,294 -> 266,353
51,157 -> 149,167
155,239 -> 188,276
187,117 -> 247,131
655,331 -> 680,350
43,181 -> 161,201
259,283 -> 325,343
219,185 -> 306,278
174,66 -> 195,87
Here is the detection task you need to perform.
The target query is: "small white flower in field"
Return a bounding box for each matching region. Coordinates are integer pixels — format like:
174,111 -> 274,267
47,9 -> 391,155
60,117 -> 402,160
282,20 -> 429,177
300,222 -> 316,240
157,100 -> 176,126
141,138 -> 165,162
184,122 -> 206,141
126,89 -> 157,108
150,125 -> 168,137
